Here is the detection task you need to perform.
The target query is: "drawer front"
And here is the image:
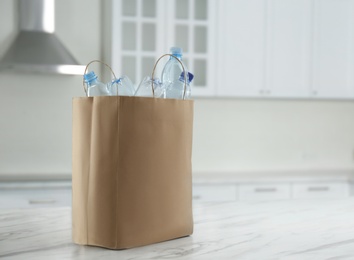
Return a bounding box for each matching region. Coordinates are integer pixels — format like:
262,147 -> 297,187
292,182 -> 350,199
0,188 -> 72,209
239,183 -> 291,201
193,184 -> 237,202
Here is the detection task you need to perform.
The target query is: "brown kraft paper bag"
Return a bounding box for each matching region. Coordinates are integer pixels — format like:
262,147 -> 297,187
72,95 -> 194,249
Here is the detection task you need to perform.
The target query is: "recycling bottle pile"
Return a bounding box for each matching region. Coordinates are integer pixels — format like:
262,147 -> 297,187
84,47 -> 194,100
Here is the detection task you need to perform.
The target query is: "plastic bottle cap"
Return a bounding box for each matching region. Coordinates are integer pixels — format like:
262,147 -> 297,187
153,78 -> 162,85
113,78 -> 121,84
170,47 -> 182,55
84,71 -> 98,83
179,72 -> 194,83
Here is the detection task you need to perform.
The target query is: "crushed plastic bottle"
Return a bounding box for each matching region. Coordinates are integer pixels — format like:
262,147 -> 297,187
135,76 -> 164,98
178,72 -> 194,99
110,76 -> 135,96
84,71 -> 135,96
84,71 -> 111,97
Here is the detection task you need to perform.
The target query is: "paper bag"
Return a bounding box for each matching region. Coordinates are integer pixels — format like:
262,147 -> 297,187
72,95 -> 194,249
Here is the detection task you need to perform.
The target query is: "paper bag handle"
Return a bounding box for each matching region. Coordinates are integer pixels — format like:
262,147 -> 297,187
151,54 -> 188,100
82,60 -> 117,97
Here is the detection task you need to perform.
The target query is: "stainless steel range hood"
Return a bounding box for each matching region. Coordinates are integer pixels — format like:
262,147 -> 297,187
0,0 -> 85,75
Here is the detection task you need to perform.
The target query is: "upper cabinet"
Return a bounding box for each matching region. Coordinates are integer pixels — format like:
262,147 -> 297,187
164,0 -> 218,96
217,0 -> 267,97
112,0 -> 163,84
112,0 -> 354,99
112,0 -> 216,96
264,0 -> 312,98
312,0 -> 354,99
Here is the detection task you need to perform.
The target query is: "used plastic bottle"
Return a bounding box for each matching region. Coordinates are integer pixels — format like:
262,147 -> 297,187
135,76 -> 164,98
178,72 -> 194,99
84,71 -> 111,97
109,75 -> 135,96
161,47 -> 191,99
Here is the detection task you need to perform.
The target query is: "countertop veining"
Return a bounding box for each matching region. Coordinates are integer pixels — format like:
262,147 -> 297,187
1,199 -> 354,259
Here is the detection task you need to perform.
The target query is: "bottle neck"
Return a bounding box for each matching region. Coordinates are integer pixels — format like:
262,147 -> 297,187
87,78 -> 99,86
170,54 -> 182,60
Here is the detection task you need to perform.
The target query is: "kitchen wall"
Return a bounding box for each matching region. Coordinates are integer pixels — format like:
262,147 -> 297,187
0,0 -> 354,180
0,0 -> 101,179
193,99 -> 354,174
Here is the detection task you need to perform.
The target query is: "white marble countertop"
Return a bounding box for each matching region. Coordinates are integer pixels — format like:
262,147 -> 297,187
1,199 -> 354,259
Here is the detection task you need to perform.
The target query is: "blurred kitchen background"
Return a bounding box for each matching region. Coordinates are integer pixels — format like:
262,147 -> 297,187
1,0 -> 354,207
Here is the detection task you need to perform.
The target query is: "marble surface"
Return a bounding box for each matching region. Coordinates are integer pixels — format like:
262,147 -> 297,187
1,199 -> 354,259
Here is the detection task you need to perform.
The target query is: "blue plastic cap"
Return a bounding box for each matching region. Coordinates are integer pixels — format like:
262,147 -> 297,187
84,71 -> 98,83
179,72 -> 194,83
170,47 -> 182,55
112,78 -> 121,84
153,78 -> 161,85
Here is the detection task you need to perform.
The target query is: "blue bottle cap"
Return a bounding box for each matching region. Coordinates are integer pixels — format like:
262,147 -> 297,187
170,47 -> 183,59
83,71 -> 98,83
179,72 -> 194,83
170,47 -> 182,55
153,78 -> 161,85
112,78 -> 121,84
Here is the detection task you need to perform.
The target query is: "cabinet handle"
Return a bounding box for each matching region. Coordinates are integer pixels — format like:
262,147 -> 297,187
307,186 -> 329,192
29,199 -> 56,204
254,188 -> 277,192
193,195 -> 201,200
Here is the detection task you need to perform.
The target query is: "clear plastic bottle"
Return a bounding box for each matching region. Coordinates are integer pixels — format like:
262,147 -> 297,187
84,71 -> 110,97
161,47 -> 191,99
135,76 -> 164,98
109,75 -> 135,96
178,72 -> 194,99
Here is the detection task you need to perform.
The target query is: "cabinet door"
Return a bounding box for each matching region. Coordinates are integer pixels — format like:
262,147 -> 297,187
217,0 -> 266,97
165,0 -> 217,96
112,0 -> 354,99
0,188 -> 72,208
292,182 -> 350,199
112,0 -> 216,96
112,0 -> 165,85
217,0 -> 354,99
193,184 -> 237,202
265,0 -> 312,98
238,183 -> 291,201
312,0 -> 354,99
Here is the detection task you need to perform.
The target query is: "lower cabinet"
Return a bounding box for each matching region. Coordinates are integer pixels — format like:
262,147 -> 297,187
238,183 -> 291,201
0,188 -> 72,209
193,184 -> 237,202
1,181 -> 352,207
193,181 -> 353,202
292,182 -> 350,199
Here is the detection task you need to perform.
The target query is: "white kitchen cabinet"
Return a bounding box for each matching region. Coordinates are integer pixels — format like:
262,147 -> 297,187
292,181 -> 350,199
112,0 -> 354,99
218,0 -> 313,98
217,0 -> 266,97
311,0 -> 354,99
111,0 -> 217,96
0,188 -> 72,209
112,0 -> 165,84
193,179 -> 353,201
264,0 -> 312,98
193,184 -> 237,202
238,183 -> 291,201
165,0 -> 218,96
218,0 -> 354,99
